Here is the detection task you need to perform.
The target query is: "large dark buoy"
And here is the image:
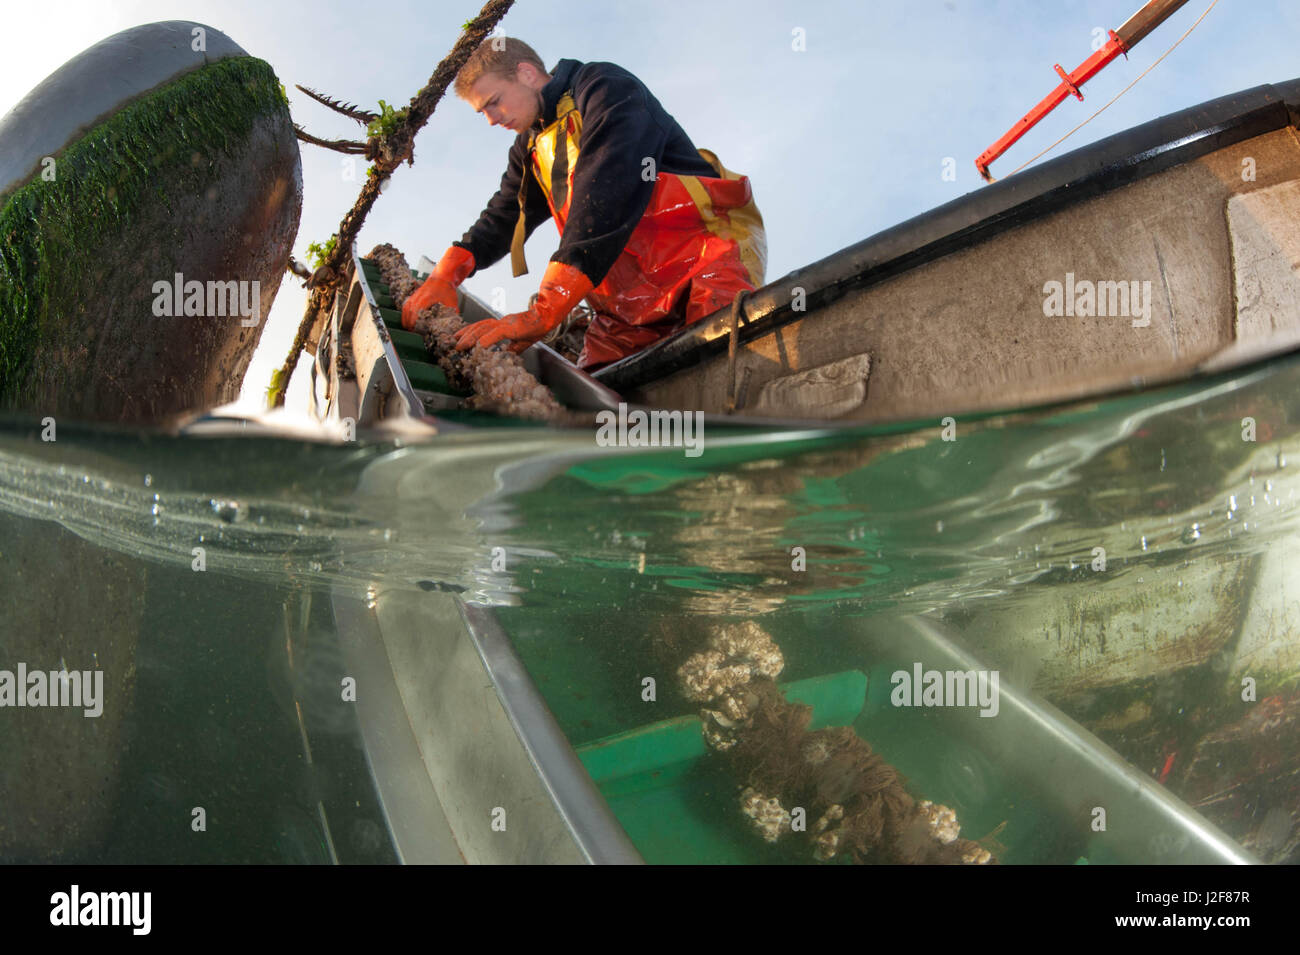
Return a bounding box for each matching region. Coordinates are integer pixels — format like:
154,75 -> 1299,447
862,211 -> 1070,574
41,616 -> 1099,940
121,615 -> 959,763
0,20 -> 302,422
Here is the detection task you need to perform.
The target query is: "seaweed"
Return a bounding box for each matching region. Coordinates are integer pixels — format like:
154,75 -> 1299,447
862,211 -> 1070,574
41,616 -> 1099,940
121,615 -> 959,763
305,236 -> 338,270
0,55 -> 290,406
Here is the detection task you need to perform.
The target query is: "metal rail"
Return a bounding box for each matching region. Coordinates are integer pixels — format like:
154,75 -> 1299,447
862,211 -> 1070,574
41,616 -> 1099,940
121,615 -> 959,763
349,242 -> 425,424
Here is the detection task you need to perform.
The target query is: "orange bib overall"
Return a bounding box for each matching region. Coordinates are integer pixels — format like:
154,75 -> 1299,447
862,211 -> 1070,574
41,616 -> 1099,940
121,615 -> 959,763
516,92 -> 767,370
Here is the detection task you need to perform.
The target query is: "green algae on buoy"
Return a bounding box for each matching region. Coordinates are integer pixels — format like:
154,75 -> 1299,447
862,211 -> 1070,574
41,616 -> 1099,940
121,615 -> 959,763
0,20 -> 302,422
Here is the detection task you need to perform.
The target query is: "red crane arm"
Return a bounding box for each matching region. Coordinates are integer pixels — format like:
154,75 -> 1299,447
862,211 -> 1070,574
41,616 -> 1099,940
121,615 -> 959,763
975,0 -> 1192,181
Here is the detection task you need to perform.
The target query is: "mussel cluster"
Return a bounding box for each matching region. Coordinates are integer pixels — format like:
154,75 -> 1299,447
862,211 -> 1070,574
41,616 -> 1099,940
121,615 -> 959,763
366,244 -> 567,422
677,620 -> 995,864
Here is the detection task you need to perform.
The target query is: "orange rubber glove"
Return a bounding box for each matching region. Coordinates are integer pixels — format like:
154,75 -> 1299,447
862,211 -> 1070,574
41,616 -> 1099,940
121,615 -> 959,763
401,245 -> 475,330
453,260 -> 594,353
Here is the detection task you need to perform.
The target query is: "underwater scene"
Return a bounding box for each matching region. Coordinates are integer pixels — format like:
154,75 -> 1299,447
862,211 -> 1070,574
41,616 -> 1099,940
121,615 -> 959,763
2,347 -> 1296,865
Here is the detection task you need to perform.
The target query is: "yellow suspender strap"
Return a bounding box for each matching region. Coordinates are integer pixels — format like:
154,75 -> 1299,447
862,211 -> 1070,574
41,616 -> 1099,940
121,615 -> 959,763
510,166 -> 530,277
509,93 -> 580,278
509,126 -> 537,278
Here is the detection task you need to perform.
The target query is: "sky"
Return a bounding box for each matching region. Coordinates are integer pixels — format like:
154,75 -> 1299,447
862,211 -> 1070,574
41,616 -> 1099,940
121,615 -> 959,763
2,0 -> 1296,416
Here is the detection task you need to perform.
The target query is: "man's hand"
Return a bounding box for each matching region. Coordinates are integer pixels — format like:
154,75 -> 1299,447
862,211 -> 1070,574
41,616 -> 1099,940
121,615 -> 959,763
401,245 -> 475,330
453,260 -> 594,353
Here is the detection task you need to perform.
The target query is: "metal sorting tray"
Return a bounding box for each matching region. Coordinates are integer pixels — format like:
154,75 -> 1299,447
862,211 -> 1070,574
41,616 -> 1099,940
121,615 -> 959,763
306,244 -> 422,427
310,245 -> 623,431
300,243 -> 873,440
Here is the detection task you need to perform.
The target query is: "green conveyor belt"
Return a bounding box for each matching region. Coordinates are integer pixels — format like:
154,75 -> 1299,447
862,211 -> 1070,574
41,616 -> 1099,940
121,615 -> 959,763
578,671 -> 868,792
573,671 -> 868,863
506,613 -> 1086,867
358,260 -> 468,398
387,327 -> 427,362
403,360 -> 456,394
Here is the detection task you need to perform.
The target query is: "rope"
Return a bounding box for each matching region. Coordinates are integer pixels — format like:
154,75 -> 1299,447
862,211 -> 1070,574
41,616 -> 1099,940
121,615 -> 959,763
725,289 -> 751,413
990,0 -> 1220,183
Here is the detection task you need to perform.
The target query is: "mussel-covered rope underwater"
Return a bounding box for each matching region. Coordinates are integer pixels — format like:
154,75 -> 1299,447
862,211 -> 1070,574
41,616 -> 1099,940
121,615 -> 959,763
670,619 -> 995,864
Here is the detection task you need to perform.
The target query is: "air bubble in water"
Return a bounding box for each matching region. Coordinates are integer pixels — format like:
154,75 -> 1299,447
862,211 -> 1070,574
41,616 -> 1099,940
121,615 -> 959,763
211,499 -> 246,524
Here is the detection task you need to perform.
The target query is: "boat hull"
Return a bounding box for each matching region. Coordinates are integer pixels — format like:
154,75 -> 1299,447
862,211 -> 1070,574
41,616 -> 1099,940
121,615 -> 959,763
597,81 -> 1300,424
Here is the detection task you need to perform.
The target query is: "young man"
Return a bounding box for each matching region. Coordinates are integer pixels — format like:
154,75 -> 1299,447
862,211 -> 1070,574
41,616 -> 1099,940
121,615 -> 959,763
401,37 -> 766,371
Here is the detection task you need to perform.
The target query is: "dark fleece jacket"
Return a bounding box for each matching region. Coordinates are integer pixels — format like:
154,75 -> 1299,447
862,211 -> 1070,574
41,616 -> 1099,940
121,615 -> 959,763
453,57 -> 718,286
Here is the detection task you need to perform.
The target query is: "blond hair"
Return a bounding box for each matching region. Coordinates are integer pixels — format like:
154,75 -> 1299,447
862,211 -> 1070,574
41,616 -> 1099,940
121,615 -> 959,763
454,37 -> 547,99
